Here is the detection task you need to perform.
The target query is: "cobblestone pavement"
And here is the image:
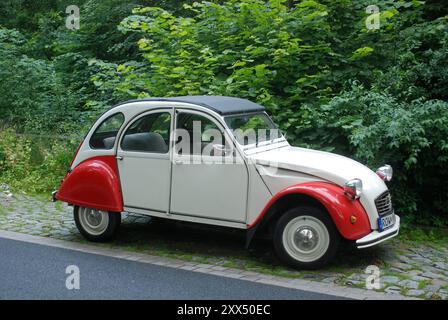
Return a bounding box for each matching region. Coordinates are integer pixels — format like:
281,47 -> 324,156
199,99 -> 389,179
1,186 -> 447,300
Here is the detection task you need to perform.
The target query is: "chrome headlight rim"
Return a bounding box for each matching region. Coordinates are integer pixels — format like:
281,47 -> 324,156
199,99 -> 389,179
344,178 -> 363,200
376,164 -> 393,182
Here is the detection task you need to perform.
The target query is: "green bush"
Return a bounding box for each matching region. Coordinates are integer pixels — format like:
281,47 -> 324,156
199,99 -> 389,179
0,0 -> 447,226
0,129 -> 78,194
298,83 -> 448,225
92,0 -> 337,107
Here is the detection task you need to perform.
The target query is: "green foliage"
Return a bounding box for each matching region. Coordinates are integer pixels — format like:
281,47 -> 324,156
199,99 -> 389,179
298,82 -> 448,222
0,0 -> 447,225
96,0 -> 336,106
0,27 -> 82,133
0,129 -> 77,193
374,16 -> 448,102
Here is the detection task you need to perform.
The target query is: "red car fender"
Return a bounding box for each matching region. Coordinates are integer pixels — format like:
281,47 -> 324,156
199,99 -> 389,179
56,156 -> 123,212
248,182 -> 371,240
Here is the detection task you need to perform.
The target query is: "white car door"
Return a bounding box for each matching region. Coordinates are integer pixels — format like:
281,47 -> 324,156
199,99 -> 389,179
170,109 -> 248,224
117,109 -> 173,213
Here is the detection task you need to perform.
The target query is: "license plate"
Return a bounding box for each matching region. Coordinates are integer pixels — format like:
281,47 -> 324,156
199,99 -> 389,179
378,213 -> 395,231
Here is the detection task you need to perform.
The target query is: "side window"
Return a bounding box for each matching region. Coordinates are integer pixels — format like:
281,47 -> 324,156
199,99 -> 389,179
175,112 -> 224,155
121,112 -> 171,153
90,113 -> 124,150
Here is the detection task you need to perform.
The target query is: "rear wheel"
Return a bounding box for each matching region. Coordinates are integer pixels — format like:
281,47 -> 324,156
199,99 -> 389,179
74,206 -> 121,242
273,206 -> 340,269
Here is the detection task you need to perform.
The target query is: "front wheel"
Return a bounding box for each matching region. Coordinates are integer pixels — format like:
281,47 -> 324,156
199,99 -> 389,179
273,206 -> 340,270
74,206 -> 121,242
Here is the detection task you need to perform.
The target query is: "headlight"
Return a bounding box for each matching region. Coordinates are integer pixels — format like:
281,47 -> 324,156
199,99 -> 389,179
376,164 -> 393,182
344,178 -> 363,200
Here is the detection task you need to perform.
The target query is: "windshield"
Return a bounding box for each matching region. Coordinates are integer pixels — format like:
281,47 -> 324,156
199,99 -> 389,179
224,113 -> 283,146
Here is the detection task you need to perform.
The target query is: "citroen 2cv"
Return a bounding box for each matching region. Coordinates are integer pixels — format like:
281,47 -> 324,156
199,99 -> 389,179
53,96 -> 399,269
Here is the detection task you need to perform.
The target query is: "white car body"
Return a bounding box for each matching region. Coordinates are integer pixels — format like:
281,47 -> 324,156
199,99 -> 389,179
56,96 -> 400,268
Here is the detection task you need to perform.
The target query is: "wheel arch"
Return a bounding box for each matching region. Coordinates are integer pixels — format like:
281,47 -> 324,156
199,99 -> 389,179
257,193 -> 327,234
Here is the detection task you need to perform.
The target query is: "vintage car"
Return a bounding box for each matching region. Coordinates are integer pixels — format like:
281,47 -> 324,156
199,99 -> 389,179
53,96 -> 399,269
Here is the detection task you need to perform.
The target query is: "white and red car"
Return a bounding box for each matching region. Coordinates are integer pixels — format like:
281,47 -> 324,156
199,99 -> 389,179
54,96 -> 399,269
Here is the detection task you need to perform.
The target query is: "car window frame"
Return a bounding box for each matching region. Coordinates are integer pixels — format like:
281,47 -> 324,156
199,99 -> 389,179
173,109 -> 238,158
223,111 -> 286,150
89,112 -> 125,150
119,110 -> 173,155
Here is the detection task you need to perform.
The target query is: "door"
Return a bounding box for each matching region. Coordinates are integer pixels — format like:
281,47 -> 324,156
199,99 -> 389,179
170,109 -> 248,223
117,109 -> 172,213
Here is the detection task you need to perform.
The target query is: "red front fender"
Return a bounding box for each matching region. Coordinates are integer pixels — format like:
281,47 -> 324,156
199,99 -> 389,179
56,156 -> 123,212
249,182 -> 371,240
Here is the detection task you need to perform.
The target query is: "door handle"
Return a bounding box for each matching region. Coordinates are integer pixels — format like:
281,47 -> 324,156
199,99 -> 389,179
116,156 -> 123,161
174,160 -> 182,165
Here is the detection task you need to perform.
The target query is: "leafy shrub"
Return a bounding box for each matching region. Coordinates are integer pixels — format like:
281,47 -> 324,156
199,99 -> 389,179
92,0 -> 337,107
0,27 -> 84,134
298,82 -> 448,225
373,16 -> 448,102
0,129 -> 78,194
0,0 -> 447,226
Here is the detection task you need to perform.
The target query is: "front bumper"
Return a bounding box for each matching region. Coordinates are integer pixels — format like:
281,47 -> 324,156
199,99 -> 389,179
356,215 -> 400,249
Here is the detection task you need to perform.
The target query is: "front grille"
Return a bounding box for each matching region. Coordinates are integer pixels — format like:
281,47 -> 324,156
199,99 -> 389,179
375,191 -> 393,216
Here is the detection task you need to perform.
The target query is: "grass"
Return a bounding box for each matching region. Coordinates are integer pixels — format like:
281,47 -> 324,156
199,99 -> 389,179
54,201 -> 63,212
418,279 -> 432,290
399,220 -> 448,245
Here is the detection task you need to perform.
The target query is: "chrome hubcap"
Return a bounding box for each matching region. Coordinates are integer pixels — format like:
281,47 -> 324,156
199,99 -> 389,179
282,215 -> 330,263
78,207 -> 109,236
294,227 -> 319,251
86,210 -> 102,227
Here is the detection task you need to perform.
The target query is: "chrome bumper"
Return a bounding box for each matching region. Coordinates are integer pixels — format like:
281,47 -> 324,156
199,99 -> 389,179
356,215 -> 400,249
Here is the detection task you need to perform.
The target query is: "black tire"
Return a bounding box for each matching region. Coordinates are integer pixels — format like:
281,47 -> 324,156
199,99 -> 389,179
273,206 -> 340,270
74,206 -> 121,242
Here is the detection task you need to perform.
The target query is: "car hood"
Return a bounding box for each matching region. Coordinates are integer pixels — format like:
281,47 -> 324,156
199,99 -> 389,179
247,145 -> 388,229
247,146 -> 387,194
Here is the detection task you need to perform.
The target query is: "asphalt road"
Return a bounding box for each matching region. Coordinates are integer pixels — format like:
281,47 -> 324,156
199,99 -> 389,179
0,237 -> 345,300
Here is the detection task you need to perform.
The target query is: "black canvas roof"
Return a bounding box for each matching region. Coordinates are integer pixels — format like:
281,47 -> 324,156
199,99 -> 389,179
122,96 -> 265,116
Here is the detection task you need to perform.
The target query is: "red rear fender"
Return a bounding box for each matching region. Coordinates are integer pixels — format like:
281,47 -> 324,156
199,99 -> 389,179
56,156 -> 123,212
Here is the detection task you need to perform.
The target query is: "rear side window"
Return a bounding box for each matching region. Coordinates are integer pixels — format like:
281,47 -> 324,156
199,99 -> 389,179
89,113 -> 125,149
